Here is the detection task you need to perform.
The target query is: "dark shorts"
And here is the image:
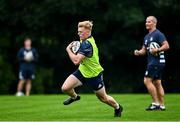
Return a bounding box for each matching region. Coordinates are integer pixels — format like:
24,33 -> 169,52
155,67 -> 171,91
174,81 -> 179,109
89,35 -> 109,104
19,69 -> 35,80
72,70 -> 104,91
144,65 -> 165,80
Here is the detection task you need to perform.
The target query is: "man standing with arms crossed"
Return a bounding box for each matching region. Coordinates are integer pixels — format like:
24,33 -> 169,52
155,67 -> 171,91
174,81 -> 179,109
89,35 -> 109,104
134,16 -> 169,110
62,20 -> 123,117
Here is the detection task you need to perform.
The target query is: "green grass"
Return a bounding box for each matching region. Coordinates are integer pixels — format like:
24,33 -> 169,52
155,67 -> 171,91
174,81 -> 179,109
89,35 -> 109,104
0,94 -> 180,121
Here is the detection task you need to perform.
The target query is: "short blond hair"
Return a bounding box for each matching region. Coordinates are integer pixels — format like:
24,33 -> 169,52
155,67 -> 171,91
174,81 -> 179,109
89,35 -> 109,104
78,20 -> 93,31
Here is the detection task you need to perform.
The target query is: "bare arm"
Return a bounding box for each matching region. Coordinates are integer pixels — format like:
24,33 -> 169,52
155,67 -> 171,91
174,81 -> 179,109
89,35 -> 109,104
134,46 -> 147,56
66,42 -> 85,65
159,40 -> 170,51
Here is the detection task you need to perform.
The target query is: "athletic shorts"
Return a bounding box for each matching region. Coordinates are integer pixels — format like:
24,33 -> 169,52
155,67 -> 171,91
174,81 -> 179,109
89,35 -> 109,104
72,70 -> 104,91
19,69 -> 35,80
144,65 -> 165,80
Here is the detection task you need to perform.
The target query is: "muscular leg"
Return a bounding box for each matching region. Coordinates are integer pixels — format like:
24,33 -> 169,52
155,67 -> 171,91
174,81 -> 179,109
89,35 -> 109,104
61,74 -> 82,98
144,77 -> 159,104
154,79 -> 165,106
95,87 -> 123,117
26,79 -> 32,96
95,87 -> 119,109
17,80 -> 25,92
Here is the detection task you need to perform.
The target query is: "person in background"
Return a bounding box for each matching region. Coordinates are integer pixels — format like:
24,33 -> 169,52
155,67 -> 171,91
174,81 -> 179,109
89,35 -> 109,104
16,38 -> 38,96
134,16 -> 169,110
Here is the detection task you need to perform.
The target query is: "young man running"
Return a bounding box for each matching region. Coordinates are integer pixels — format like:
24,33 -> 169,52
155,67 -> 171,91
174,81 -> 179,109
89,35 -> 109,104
62,20 -> 123,117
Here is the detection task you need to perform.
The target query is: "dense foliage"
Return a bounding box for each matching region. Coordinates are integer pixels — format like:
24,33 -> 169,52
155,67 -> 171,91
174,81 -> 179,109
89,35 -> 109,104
0,0 -> 180,94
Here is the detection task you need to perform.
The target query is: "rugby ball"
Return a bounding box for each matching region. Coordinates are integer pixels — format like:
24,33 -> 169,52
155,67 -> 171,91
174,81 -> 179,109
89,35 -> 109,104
25,51 -> 33,61
149,42 -> 160,56
71,41 -> 80,54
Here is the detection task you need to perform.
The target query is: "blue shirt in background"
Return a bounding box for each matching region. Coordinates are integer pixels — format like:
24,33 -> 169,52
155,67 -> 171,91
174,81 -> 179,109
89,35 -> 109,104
17,47 -> 38,71
143,29 -> 166,66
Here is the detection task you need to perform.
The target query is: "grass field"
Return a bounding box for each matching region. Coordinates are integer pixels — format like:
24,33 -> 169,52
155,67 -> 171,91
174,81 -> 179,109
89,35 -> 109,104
0,94 -> 180,121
